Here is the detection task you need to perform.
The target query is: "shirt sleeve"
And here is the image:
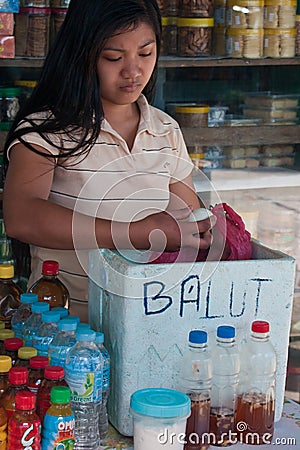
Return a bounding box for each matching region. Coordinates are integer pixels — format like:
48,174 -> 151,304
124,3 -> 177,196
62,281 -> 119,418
169,125 -> 194,184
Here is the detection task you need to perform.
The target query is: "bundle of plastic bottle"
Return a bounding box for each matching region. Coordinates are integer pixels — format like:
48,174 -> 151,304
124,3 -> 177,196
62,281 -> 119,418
48,317 -> 77,368
32,311 -> 60,357
22,302 -> 50,347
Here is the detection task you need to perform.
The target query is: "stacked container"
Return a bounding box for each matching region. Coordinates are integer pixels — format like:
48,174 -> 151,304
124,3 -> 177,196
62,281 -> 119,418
160,0 -> 177,56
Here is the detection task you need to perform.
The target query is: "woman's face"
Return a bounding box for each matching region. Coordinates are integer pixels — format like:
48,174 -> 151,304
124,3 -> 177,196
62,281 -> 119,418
97,21 -> 157,107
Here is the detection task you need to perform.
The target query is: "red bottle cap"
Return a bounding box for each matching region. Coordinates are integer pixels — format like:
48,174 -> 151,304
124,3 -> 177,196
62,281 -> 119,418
4,337 -> 23,351
8,367 -> 28,385
29,356 -> 49,370
15,391 -> 36,410
252,320 -> 270,333
44,366 -> 64,380
42,260 -> 59,275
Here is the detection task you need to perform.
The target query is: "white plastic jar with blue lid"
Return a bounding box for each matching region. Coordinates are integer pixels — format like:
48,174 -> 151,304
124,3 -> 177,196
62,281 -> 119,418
130,388 -> 191,450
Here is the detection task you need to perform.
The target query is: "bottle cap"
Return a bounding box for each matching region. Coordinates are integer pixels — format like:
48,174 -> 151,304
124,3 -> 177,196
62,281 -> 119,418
44,365 -> 64,380
252,320 -> 270,334
0,329 -> 15,341
31,302 -> 50,313
188,330 -> 207,345
58,318 -> 77,331
52,307 -> 69,318
217,325 -> 235,339
76,329 -> 96,342
8,366 -> 28,384
95,332 -> 104,344
4,337 -> 23,351
20,293 -> 38,304
42,311 -> 61,323
15,390 -> 36,410
50,385 -> 71,404
130,388 -> 191,418
42,260 -> 59,275
64,315 -> 80,324
0,355 -> 12,372
0,263 -> 14,278
18,346 -> 38,360
29,355 -> 49,370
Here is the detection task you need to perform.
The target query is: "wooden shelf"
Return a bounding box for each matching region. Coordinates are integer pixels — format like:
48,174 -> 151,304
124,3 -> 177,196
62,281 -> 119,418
159,56 -> 300,68
0,58 -> 45,68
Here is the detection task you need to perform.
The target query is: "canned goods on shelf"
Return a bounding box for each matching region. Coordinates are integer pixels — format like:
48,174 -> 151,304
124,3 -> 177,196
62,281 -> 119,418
264,0 -> 297,29
161,16 -> 177,55
175,104 -> 209,127
226,28 -> 264,58
177,17 -> 214,56
178,0 -> 214,19
15,7 -> 51,57
264,28 -> 296,58
226,0 -> 264,29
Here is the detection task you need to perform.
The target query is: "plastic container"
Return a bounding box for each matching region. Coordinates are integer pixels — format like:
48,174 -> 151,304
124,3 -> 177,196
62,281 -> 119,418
65,329 -> 103,449
0,264 -> 22,329
264,0 -> 297,29
48,317 -> 77,368
15,346 -> 38,369
178,0 -> 214,18
0,329 -> 14,354
296,15 -> 300,56
212,26 -> 227,55
130,388 -> 191,450
264,28 -> 296,57
0,366 -> 29,421
37,365 -> 67,423
41,386 -> 75,450
242,104 -> 299,120
3,338 -> 23,365
32,310 -> 60,357
28,260 -> 70,309
28,355 -> 49,394
244,92 -> 299,108
175,104 -> 209,127
161,16 -> 177,56
226,0 -> 264,29
210,325 -> 240,446
51,306 -> 69,318
95,331 -> 110,439
236,321 -> 276,444
178,330 -> 212,450
226,28 -> 264,58
214,0 -> 226,27
22,301 -> 50,347
7,390 -> 41,450
0,355 -> 12,395
15,7 -> 51,57
11,293 -> 38,339
177,17 -> 214,56
50,8 -> 67,45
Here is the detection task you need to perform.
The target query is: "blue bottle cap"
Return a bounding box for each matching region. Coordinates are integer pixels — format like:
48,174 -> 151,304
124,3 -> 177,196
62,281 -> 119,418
20,293 -> 38,304
217,325 -> 235,339
189,330 -> 207,344
130,388 -> 190,418
95,332 -> 104,344
58,318 -> 77,331
76,329 -> 96,342
42,311 -> 61,323
31,302 -> 50,313
64,315 -> 80,324
52,307 -> 69,318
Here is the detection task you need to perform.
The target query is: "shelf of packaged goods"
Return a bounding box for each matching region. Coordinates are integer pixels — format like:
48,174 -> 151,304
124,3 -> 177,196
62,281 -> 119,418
0,58 -> 45,68
158,56 -> 300,68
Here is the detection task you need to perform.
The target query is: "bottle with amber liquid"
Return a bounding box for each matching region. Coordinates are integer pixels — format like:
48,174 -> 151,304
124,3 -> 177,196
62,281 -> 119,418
178,330 -> 212,450
0,264 -> 22,329
235,320 -> 276,445
28,260 -> 69,310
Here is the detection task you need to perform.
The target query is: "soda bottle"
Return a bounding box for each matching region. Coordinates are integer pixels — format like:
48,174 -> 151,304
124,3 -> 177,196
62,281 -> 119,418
65,329 -> 103,449
11,293 -> 38,339
0,403 -> 7,450
48,318 -> 77,368
28,260 -> 70,309
0,355 -> 12,395
95,331 -> 110,439
7,390 -> 41,449
0,263 -> 22,329
28,356 -> 49,395
37,366 -> 67,424
51,306 -> 69,319
3,337 -> 23,365
210,325 -> 240,447
15,347 -> 38,370
0,329 -> 15,354
32,311 -> 60,357
41,386 -> 75,450
236,320 -> 276,445
178,330 -> 212,450
22,302 -> 50,347
0,366 -> 29,421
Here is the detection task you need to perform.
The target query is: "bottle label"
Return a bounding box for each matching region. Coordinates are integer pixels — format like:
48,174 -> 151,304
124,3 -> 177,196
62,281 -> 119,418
42,413 -> 75,450
66,371 -> 102,403
8,419 -> 41,449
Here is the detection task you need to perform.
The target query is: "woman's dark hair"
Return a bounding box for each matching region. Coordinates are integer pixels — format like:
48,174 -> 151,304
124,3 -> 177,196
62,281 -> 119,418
4,0 -> 161,166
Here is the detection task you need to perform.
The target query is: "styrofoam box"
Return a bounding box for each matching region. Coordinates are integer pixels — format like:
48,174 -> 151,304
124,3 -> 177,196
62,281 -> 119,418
89,240 -> 295,436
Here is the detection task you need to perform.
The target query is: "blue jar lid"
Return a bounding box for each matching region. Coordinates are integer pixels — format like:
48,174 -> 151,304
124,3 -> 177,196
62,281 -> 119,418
58,318 -> 77,331
31,302 -> 50,313
217,325 -> 235,339
130,388 -> 190,418
64,315 -> 80,324
52,307 -> 69,318
20,293 -> 38,304
76,329 -> 96,342
42,311 -> 60,323
189,330 -> 207,344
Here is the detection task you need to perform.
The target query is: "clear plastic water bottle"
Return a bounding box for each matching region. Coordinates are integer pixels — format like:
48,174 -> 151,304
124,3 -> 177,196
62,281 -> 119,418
11,293 -> 38,339
178,330 -> 212,450
48,318 -> 77,368
22,302 -> 50,347
65,329 -> 103,449
32,311 -> 60,357
95,331 -> 110,439
210,325 -> 240,447
236,320 -> 276,445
